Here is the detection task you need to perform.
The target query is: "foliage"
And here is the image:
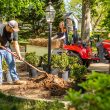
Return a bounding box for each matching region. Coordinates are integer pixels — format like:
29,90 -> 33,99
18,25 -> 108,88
52,0 -> 65,29
0,0 -> 45,20
70,64 -> 87,82
42,53 -> 78,71
0,92 -> 66,110
42,53 -> 48,64
90,0 -> 109,32
102,9 -> 110,31
65,71 -> 110,110
25,52 -> 40,66
0,0 -> 65,37
0,0 -> 45,37
69,0 -> 82,19
2,59 -> 8,72
17,0 -> 45,33
0,0 -> 23,20
56,53 -> 69,71
69,0 -> 110,33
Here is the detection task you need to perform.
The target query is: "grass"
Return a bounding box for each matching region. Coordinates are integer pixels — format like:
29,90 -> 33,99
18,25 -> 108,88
0,92 -> 66,110
27,45 -> 48,56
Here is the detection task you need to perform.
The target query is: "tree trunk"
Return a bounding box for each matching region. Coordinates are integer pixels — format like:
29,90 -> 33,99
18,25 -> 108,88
81,0 -> 90,41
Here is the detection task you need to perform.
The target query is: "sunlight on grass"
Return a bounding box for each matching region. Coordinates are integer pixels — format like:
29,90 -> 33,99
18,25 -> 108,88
27,45 -> 48,56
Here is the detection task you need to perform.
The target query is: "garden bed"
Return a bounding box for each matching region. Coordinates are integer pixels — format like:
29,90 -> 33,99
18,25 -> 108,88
0,70 -> 71,101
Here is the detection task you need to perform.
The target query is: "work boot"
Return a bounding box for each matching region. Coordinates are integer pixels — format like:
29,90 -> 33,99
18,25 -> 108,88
14,80 -> 27,85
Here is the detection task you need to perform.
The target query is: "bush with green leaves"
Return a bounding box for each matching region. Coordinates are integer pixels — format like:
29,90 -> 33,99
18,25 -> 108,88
42,53 -> 78,72
70,64 -> 87,82
65,71 -> 110,110
56,53 -> 69,71
42,53 -> 48,65
25,52 -> 40,66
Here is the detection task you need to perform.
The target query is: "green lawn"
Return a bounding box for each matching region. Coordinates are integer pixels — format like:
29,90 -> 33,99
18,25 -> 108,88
27,45 -> 48,56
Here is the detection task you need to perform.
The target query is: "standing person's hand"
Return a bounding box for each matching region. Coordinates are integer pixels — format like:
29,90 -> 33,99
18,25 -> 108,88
17,55 -> 24,61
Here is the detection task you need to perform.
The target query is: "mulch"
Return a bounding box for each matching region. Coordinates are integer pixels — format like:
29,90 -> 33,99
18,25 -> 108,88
0,71 -> 72,99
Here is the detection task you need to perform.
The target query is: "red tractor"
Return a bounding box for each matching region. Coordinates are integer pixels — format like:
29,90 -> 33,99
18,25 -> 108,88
62,13 -> 92,67
63,43 -> 92,67
102,40 -> 110,60
62,13 -> 110,67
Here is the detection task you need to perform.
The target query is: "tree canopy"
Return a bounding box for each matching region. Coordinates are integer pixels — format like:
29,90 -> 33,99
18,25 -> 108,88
68,0 -> 110,39
0,0 -> 65,37
1,0 -> 110,38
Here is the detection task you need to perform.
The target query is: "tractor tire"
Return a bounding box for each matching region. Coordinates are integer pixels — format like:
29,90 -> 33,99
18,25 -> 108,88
68,51 -> 83,65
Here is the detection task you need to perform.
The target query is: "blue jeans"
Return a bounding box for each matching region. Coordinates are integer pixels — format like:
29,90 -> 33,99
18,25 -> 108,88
0,48 -> 19,84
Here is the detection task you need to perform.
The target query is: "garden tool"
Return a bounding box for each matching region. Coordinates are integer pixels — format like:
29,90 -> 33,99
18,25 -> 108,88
0,45 -> 48,76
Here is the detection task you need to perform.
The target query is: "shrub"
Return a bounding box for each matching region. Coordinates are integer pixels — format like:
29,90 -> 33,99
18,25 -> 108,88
70,64 -> 87,82
65,71 -> 110,110
42,53 -> 78,72
25,52 -> 40,66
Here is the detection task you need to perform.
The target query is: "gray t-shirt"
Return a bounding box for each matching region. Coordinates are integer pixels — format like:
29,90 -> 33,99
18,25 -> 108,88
0,24 -> 18,47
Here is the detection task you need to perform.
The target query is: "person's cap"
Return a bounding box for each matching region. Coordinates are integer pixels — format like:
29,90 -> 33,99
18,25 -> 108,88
8,20 -> 19,32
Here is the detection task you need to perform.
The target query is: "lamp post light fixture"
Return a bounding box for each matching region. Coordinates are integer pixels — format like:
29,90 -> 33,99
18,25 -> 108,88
45,1 -> 56,73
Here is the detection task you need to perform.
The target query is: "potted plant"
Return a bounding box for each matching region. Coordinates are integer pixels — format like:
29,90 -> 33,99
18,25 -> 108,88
25,52 -> 41,77
51,54 -> 62,75
42,53 -> 69,79
59,53 -> 79,80
42,52 -> 80,81
51,53 -> 70,80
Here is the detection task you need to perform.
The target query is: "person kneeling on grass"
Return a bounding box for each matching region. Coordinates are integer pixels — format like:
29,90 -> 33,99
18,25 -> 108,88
0,20 -> 26,85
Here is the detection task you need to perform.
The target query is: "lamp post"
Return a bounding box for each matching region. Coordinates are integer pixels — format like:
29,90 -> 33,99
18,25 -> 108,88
45,1 -> 55,73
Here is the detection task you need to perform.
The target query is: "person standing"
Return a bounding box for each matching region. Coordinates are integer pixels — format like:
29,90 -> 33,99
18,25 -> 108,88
0,20 -> 26,85
51,21 -> 66,48
96,35 -> 104,62
71,26 -> 79,44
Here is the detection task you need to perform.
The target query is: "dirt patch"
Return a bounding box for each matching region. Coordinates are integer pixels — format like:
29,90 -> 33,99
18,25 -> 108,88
0,72 -> 71,100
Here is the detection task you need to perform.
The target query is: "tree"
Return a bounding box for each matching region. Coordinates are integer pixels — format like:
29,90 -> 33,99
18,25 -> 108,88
53,0 -> 65,29
100,0 -> 110,31
81,0 -> 90,40
65,0 -> 91,40
90,0 -> 109,32
69,0 -> 82,19
0,0 -> 26,20
102,10 -> 110,31
17,0 -> 45,34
